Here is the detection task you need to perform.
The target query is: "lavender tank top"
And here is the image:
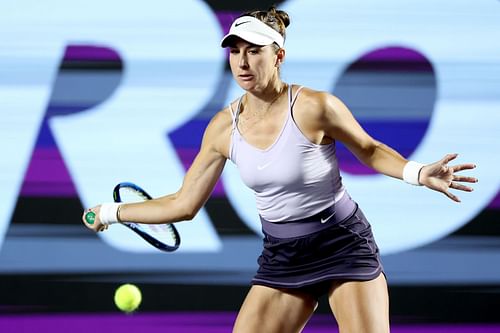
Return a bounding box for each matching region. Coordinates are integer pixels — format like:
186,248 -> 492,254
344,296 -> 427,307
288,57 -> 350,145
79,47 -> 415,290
229,85 -> 346,222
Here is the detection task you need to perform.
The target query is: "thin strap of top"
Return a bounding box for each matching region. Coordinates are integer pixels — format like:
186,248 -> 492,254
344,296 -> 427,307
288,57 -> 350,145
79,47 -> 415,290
291,85 -> 304,109
228,101 -> 236,125
229,98 -> 243,128
235,97 -> 243,125
231,84 -> 303,128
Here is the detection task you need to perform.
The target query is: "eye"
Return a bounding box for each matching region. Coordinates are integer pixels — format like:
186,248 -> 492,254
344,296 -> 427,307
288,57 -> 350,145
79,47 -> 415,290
248,49 -> 259,55
229,49 -> 239,54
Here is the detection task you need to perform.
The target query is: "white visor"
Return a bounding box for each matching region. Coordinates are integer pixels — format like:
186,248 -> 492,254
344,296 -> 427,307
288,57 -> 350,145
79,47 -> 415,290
220,16 -> 284,48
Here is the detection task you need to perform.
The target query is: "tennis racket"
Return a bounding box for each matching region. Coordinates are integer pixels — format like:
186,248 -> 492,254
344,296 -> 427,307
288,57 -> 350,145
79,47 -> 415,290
113,182 -> 180,252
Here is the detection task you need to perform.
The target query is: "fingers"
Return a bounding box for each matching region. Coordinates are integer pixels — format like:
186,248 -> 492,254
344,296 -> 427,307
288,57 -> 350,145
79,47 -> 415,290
97,224 -> 109,232
449,182 -> 474,192
443,190 -> 461,203
451,163 -> 478,188
419,153 -> 476,203
451,163 -> 477,173
453,174 -> 478,184
441,153 -> 459,165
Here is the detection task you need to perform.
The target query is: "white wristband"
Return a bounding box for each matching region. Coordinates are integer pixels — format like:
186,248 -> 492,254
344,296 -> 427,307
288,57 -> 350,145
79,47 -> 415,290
100,203 -> 121,225
403,161 -> 425,186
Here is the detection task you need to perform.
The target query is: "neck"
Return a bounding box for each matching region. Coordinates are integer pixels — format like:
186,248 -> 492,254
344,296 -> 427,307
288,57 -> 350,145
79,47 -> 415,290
246,80 -> 287,109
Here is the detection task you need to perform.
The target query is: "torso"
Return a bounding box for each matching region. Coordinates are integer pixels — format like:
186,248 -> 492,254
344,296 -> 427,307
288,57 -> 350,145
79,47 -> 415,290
227,84 -> 344,222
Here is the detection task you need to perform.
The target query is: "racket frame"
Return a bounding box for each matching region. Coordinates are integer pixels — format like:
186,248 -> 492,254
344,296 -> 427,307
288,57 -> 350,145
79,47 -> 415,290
113,182 -> 181,252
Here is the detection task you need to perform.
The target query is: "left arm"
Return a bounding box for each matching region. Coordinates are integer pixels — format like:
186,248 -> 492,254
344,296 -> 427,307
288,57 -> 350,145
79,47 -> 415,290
319,93 -> 407,179
298,90 -> 477,202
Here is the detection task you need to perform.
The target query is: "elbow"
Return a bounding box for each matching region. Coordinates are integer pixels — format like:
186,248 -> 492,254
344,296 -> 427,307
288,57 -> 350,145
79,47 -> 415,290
354,147 -> 376,167
183,210 -> 197,221
163,191 -> 198,222
358,141 -> 380,166
179,202 -> 199,221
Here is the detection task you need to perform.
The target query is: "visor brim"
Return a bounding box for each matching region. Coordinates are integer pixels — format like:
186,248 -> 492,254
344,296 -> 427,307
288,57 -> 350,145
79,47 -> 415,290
220,31 -> 277,48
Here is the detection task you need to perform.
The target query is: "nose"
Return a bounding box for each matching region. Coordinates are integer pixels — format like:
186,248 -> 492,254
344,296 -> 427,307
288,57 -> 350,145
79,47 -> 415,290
238,53 -> 249,69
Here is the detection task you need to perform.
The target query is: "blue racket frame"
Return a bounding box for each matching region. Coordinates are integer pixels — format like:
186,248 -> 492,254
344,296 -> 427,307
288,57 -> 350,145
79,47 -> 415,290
113,182 -> 181,252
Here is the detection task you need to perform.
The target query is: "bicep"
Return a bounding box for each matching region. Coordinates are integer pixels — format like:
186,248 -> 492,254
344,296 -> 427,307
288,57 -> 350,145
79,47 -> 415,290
321,94 -> 378,161
176,146 -> 226,214
320,93 -> 406,176
170,113 -> 229,216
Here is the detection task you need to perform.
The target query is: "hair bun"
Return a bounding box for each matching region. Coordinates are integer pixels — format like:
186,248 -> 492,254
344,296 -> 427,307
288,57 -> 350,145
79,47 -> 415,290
269,6 -> 290,28
241,7 -> 290,38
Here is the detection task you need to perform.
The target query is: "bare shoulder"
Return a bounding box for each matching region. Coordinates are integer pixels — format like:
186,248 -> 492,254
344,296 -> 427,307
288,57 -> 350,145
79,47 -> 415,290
202,107 -> 234,159
207,107 -> 233,133
293,86 -> 346,132
293,86 -> 343,120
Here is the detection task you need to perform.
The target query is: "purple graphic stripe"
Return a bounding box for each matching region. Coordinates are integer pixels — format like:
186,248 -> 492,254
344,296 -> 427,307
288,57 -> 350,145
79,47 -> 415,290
215,11 -> 241,35
361,46 -> 431,62
0,312 -> 499,333
63,45 -> 121,61
215,11 -> 242,58
20,147 -> 76,197
489,193 -> 500,209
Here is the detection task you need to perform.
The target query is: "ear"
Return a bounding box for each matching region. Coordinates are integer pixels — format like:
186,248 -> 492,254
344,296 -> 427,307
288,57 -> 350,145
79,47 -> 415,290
276,48 -> 286,66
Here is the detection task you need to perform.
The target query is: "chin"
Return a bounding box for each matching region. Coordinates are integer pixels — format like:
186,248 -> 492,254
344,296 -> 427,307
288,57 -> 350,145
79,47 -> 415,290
237,80 -> 256,91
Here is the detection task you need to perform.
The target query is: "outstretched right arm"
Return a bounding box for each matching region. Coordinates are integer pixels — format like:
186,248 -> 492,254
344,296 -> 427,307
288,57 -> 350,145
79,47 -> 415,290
82,109 -> 232,232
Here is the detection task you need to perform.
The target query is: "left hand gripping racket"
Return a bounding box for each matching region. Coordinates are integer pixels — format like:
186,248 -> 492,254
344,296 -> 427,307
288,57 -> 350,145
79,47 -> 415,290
113,182 -> 181,252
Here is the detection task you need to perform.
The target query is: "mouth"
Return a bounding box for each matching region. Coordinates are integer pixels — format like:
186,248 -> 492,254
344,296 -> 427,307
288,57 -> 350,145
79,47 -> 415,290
238,74 -> 254,81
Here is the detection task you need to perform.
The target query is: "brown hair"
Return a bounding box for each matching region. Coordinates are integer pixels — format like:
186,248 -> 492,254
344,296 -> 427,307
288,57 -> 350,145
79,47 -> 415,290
241,6 -> 290,49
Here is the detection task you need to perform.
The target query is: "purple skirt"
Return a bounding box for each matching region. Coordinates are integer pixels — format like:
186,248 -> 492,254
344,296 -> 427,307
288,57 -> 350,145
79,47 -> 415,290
252,200 -> 383,298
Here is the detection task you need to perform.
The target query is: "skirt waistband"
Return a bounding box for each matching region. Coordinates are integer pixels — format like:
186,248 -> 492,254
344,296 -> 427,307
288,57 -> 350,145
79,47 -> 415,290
260,192 -> 357,238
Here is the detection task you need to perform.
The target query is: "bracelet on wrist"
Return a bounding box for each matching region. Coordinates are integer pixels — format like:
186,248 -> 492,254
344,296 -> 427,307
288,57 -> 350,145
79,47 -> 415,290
116,204 -> 123,223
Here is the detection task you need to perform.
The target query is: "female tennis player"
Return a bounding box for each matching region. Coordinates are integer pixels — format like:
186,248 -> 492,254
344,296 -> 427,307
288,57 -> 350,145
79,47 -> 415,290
83,7 -> 477,332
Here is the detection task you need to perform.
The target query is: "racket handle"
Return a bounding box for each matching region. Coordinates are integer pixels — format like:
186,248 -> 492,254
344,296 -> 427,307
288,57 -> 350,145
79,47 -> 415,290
84,211 -> 96,225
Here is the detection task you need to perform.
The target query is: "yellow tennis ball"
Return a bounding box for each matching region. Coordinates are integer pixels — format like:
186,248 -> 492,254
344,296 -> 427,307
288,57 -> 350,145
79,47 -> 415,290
114,284 -> 142,313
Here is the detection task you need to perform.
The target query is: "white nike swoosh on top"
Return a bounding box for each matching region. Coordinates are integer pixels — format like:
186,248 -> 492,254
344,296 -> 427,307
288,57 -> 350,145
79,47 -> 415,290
257,162 -> 272,170
320,212 -> 336,223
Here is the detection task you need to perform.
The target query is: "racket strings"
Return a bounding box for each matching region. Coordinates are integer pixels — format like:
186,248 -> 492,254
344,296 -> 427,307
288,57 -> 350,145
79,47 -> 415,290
143,224 -> 178,244
119,188 -> 150,203
114,182 -> 180,251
